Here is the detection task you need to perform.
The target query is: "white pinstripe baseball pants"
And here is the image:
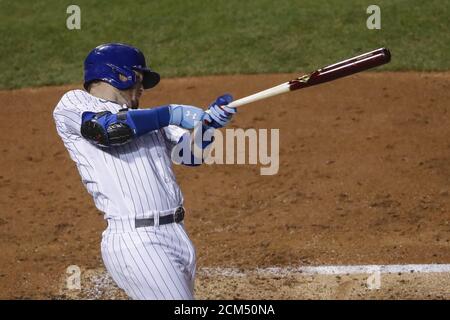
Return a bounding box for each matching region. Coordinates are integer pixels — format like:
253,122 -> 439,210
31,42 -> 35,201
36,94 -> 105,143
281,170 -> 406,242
101,216 -> 196,300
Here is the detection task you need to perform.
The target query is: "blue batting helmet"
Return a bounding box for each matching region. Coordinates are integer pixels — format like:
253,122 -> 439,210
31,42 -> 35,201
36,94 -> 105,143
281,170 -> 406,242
83,43 -> 160,91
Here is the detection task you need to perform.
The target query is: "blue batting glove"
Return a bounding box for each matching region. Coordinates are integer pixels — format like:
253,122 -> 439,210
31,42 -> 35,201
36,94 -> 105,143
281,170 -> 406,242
169,104 -> 207,129
205,94 -> 237,128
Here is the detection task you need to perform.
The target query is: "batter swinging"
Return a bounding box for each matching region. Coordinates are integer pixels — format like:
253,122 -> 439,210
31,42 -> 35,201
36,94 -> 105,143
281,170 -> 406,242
53,43 -> 236,299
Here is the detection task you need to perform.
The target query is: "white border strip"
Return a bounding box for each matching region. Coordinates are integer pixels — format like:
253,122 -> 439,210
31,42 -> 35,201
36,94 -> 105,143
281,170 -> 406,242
199,264 -> 450,277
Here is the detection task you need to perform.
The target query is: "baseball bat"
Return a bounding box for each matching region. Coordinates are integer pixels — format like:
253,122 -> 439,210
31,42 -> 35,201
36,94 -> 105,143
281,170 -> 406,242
226,48 -> 391,108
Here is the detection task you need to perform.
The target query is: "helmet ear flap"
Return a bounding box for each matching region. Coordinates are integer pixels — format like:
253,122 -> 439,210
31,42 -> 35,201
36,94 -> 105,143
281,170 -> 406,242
106,64 -> 136,89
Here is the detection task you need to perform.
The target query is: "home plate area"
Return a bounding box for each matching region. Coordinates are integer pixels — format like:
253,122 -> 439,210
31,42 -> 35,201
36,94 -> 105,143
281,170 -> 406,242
58,264 -> 450,299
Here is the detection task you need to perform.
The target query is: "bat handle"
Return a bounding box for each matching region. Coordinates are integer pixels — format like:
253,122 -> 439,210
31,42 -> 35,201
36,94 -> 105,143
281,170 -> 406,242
226,82 -> 291,109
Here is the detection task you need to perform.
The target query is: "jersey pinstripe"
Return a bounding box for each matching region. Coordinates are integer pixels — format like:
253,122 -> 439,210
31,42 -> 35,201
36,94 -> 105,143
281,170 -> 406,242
101,221 -> 195,299
53,89 -> 187,220
53,89 -> 196,300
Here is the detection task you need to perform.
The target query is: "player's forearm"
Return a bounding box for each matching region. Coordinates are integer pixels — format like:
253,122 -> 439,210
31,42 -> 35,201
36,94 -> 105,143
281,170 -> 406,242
128,107 -> 171,136
81,106 -> 171,147
81,103 -> 221,148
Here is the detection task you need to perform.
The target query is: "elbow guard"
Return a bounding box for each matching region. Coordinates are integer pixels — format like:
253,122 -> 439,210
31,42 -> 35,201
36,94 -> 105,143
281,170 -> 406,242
80,106 -> 171,147
81,111 -> 135,147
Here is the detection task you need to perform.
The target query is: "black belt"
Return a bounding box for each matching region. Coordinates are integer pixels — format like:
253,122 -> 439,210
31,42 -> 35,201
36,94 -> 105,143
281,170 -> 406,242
135,207 -> 185,228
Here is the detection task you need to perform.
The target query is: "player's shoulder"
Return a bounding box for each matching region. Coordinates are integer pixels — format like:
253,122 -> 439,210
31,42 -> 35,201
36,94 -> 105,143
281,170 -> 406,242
59,89 -> 92,105
54,89 -> 94,113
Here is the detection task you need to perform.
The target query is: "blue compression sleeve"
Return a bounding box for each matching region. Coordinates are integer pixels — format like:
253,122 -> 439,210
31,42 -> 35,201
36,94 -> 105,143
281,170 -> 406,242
82,106 -> 171,139
127,106 -> 170,136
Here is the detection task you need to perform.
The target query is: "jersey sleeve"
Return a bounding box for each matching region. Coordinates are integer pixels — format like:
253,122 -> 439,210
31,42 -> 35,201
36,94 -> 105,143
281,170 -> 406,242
53,90 -> 97,137
162,125 -> 189,147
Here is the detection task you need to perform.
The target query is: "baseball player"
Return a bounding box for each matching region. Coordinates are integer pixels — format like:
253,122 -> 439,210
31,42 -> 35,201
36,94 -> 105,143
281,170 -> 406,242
53,43 -> 236,299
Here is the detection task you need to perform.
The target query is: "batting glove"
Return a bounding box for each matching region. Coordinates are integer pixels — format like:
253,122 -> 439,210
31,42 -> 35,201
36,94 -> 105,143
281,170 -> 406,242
205,94 -> 237,128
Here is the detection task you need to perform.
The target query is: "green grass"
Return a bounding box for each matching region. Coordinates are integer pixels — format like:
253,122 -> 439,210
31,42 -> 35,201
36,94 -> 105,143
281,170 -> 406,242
0,0 -> 448,89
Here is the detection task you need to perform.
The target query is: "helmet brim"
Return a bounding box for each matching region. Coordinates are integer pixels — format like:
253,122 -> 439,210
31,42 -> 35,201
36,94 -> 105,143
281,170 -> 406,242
135,67 -> 160,89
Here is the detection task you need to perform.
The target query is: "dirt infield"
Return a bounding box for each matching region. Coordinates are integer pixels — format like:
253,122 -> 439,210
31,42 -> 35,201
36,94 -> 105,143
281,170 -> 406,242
56,267 -> 450,300
1,72 -> 449,299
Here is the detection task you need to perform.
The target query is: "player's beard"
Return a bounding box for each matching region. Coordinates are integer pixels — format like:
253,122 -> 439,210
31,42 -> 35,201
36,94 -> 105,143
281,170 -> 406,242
130,88 -> 142,109
130,97 -> 139,109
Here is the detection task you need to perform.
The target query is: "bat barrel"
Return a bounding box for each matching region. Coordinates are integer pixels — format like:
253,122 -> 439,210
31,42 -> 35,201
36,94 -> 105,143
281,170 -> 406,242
319,48 -> 390,74
225,48 -> 391,108
311,48 -> 390,84
290,48 -> 391,90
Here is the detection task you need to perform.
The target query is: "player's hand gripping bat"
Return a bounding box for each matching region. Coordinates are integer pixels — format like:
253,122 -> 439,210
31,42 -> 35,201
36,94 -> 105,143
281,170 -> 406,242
225,48 -> 391,109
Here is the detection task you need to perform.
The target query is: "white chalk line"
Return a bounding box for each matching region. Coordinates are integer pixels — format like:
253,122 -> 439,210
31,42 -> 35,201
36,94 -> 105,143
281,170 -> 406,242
198,264 -> 450,277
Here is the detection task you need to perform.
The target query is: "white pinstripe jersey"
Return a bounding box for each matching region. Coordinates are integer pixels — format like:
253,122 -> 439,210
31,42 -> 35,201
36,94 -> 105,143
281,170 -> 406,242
53,89 -> 188,220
